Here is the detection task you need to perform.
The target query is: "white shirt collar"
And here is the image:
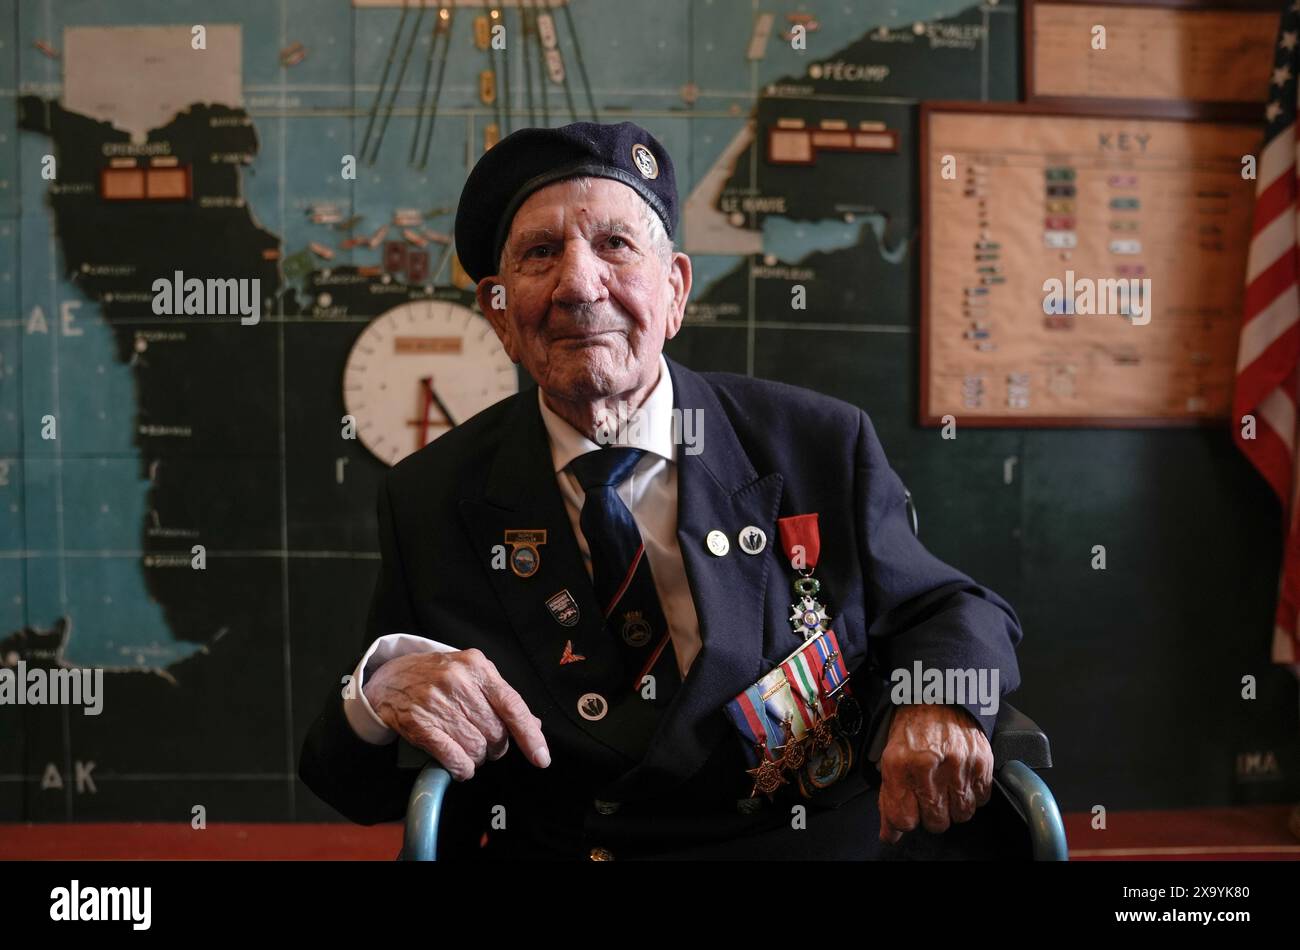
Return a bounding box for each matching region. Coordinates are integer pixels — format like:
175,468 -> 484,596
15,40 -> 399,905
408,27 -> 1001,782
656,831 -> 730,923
537,354 -> 676,474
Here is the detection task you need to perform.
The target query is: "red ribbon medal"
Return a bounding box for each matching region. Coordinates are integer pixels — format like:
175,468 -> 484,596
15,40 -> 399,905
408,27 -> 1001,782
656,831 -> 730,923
777,513 -> 820,571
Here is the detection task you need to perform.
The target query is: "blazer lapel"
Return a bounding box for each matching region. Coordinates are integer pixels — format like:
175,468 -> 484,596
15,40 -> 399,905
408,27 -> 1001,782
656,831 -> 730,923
600,357 -> 784,801
458,390 -> 646,764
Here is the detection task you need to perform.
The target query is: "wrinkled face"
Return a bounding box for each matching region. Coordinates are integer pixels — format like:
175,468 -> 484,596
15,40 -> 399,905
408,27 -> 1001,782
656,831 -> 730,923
477,177 -> 690,404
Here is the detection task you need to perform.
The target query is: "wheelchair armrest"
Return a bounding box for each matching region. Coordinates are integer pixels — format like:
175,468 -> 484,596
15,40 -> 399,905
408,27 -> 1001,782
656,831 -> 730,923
995,760 -> 1068,860
991,704 -> 1066,861
993,702 -> 1052,770
400,760 -> 451,861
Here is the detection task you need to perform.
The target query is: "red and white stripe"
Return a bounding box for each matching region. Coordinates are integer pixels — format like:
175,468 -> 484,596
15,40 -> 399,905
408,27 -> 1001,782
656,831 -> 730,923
1233,118 -> 1300,664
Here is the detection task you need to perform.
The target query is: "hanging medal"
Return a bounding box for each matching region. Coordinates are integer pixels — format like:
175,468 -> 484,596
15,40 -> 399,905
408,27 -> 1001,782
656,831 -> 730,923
778,514 -> 831,640
777,716 -> 808,771
727,679 -> 791,799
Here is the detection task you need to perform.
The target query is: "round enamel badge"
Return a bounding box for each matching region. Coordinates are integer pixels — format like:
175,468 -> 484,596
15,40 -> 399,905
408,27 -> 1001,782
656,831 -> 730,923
621,611 -> 652,647
577,692 -> 608,721
631,143 -> 659,180
738,525 -> 766,555
509,544 -> 539,578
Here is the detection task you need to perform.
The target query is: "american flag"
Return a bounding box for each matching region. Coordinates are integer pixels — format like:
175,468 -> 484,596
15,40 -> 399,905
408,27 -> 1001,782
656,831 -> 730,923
1233,3 -> 1300,664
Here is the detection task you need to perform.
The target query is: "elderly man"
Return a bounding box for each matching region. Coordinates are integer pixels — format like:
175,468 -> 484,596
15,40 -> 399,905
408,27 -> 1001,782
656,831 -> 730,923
300,121 -> 1023,860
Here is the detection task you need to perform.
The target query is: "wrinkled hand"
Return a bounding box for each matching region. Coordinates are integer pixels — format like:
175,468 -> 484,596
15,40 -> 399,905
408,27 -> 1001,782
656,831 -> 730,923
878,704 -> 993,843
363,648 -> 550,781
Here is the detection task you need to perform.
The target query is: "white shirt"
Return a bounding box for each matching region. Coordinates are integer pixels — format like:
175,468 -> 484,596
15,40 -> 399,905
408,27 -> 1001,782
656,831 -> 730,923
344,355 -> 704,745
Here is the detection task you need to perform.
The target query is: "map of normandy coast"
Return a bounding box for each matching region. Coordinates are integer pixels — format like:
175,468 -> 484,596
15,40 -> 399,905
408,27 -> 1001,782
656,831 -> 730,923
13,25 -> 262,679
4,2 -> 1014,818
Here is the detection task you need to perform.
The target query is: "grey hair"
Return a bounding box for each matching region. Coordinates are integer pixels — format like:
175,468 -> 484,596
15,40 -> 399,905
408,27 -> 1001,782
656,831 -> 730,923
499,175 -> 674,271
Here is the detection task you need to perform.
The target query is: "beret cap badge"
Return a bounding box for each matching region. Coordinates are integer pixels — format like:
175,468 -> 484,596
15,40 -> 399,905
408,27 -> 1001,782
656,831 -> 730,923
631,143 -> 659,180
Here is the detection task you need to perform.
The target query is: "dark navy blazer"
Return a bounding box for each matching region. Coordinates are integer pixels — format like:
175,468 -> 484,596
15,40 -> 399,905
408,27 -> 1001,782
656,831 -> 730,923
299,356 -> 1024,860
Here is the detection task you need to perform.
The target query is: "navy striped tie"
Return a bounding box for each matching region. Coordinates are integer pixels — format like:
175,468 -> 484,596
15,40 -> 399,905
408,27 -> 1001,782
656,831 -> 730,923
569,447 -> 679,705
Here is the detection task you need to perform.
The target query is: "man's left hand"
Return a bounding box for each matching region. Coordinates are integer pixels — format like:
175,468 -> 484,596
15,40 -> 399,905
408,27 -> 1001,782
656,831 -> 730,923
877,704 -> 993,844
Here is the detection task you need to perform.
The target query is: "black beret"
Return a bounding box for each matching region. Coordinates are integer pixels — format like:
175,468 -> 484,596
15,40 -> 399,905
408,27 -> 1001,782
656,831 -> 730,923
453,121 -> 678,284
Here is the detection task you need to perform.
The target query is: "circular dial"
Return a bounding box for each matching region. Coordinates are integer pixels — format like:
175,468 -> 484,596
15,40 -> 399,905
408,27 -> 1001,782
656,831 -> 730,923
342,299 -> 518,465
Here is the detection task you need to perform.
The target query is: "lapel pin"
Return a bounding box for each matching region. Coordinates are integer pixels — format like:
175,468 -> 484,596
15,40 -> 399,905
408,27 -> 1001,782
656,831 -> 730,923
559,639 -> 586,665
738,525 -> 766,555
577,692 -> 608,721
620,610 -> 652,647
505,529 -> 547,578
545,588 -> 581,627
706,529 -> 730,556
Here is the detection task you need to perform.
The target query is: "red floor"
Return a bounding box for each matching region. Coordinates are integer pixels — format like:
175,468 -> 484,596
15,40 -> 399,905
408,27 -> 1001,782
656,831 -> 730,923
0,822 -> 405,861
1063,805 -> 1300,860
0,806 -> 1297,859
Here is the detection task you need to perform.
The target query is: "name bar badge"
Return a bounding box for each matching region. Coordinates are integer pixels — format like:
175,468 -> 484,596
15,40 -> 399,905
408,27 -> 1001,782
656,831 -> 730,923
505,529 -> 547,578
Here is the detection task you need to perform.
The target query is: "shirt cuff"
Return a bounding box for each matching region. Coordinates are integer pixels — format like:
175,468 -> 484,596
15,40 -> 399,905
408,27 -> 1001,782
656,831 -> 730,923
343,633 -> 460,746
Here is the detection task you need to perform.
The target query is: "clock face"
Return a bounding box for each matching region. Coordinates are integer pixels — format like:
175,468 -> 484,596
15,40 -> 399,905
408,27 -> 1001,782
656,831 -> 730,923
343,299 -> 519,465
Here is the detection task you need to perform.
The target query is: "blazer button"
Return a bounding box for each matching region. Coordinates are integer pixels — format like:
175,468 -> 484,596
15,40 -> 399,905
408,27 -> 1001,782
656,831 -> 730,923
588,846 -> 615,861
593,799 -> 620,815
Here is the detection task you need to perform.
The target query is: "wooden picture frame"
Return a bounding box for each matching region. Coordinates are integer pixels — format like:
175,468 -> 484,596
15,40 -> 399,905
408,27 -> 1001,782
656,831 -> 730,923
1023,0 -> 1280,121
918,100 -> 1263,427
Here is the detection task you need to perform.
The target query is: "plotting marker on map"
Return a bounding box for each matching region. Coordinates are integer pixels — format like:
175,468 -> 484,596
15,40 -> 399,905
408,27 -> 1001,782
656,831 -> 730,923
282,250 -> 314,281
781,13 -> 820,42
385,242 -> 408,273
310,242 -> 335,260
34,40 -> 59,59
311,203 -> 342,224
280,41 -> 307,67
748,12 -> 775,60
544,44 -> 565,84
479,69 -> 498,105
408,249 -> 430,283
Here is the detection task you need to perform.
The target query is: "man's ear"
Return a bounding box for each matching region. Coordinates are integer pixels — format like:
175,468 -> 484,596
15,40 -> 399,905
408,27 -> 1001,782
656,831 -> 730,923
664,251 -> 692,340
476,276 -> 520,363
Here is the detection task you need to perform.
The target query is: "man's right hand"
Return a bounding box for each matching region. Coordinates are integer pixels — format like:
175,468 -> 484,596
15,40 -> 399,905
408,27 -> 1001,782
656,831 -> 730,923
363,648 -> 551,780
